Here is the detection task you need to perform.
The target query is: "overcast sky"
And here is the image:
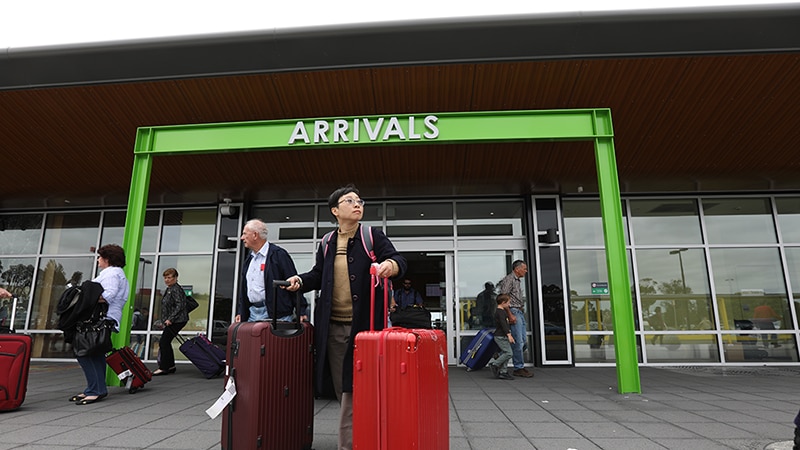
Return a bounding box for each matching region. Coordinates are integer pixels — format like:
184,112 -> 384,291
2,0 -> 797,49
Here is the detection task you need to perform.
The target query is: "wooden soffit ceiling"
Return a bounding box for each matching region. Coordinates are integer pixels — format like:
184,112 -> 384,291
1,5 -> 799,209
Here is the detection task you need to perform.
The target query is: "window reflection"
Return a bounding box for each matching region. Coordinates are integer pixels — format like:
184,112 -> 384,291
785,248 -> 800,329
710,248 -> 789,331
161,209 -> 215,252
0,214 -> 43,255
703,198 -> 777,244
563,200 -> 629,247
386,202 -> 453,238
776,197 -> 800,244
42,212 -> 101,254
253,205 -> 316,240
636,248 -> 713,332
31,256 -> 94,330
629,199 -> 702,245
101,210 -> 160,252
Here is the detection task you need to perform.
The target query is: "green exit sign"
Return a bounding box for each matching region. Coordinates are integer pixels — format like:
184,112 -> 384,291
591,282 -> 608,295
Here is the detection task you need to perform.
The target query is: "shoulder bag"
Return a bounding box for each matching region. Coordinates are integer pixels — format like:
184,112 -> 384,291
72,304 -> 114,357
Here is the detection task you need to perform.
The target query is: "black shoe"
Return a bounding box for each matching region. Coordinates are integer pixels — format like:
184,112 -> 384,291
75,393 -> 106,405
168,366 -> 177,374
69,393 -> 85,402
497,372 -> 514,380
489,364 -> 499,379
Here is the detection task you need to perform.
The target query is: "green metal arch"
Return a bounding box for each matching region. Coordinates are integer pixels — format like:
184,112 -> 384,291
114,108 -> 641,393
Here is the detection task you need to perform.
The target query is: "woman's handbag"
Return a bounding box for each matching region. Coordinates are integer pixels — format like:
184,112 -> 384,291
185,295 -> 199,313
389,305 -> 432,329
72,304 -> 115,357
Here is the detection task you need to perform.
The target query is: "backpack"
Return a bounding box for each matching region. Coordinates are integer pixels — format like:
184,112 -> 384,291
321,225 -> 375,262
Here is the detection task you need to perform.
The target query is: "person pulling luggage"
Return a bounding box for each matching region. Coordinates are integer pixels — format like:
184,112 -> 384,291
287,185 -> 406,450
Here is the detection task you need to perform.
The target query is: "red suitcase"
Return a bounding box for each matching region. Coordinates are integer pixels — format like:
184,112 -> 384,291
221,281 -> 314,450
106,346 -> 152,393
353,267 -> 449,450
0,297 -> 32,412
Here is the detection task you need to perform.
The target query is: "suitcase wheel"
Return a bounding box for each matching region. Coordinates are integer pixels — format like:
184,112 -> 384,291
128,386 -> 139,394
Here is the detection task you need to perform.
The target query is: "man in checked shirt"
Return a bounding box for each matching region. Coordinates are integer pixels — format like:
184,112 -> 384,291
497,260 -> 533,378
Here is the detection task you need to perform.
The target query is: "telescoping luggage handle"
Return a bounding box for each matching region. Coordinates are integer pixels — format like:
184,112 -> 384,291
271,280 -> 305,331
369,263 -> 390,331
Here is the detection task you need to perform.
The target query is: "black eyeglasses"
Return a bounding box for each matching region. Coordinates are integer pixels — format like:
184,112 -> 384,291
338,198 -> 365,207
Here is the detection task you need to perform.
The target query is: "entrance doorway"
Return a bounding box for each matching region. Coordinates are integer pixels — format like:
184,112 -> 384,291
395,250 -> 455,363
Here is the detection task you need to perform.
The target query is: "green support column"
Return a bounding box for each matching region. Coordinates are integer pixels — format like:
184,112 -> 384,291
105,130 -> 153,386
592,111 -> 641,393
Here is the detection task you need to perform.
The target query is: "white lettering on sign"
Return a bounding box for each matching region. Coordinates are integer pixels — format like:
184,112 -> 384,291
288,115 -> 439,145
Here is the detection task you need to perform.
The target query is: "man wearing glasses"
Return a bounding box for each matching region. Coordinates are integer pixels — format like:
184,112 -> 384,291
288,184 -> 406,450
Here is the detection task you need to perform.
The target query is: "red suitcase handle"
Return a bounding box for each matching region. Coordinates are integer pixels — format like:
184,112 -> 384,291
369,264 -> 390,331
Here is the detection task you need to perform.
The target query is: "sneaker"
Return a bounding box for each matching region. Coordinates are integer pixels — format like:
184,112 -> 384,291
497,372 -> 514,380
489,364 -> 499,378
512,368 -> 534,378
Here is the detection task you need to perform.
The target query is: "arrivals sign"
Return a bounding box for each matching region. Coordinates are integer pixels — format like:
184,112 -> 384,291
288,115 -> 439,145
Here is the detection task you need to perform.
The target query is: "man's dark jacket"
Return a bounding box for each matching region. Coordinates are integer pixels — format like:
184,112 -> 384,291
238,243 -> 306,322
299,224 -> 406,394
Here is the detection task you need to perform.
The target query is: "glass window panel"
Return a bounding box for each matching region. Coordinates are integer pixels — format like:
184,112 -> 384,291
160,209 -> 215,253
636,249 -> 713,332
645,334 -> 721,363
0,257 -> 36,300
33,332 -> 75,358
456,201 -> 524,237
781,248 -> 800,330
252,205 -> 317,241
563,200 -> 629,247
41,212 -> 101,254
101,210 -> 160,252
31,256 -> 95,330
703,198 -> 777,244
386,202 -> 453,238
776,197 -> 800,244
539,246 -> 568,361
567,249 -> 635,331
456,251 -> 508,332
456,224 -> 515,236
710,248 -> 789,331
629,199 -> 702,245
723,334 -> 798,362
0,214 -> 44,255
153,255 -> 213,332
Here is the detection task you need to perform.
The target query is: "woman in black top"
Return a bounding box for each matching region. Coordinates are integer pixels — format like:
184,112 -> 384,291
153,267 -> 189,376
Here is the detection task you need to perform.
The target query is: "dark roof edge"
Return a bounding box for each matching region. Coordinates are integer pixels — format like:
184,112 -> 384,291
2,4 -> 799,90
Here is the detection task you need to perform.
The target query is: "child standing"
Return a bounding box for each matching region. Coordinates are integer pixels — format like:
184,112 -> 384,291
487,294 -> 515,380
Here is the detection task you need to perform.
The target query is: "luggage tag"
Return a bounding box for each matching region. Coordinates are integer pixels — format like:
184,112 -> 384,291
205,376 -> 236,419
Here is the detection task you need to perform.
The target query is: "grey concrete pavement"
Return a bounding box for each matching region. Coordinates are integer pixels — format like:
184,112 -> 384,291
1,362 -> 797,449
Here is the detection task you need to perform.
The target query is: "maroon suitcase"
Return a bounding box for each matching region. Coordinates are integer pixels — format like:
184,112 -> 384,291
106,346 -> 152,393
0,297 -> 32,411
221,281 -> 314,450
353,267 -> 449,449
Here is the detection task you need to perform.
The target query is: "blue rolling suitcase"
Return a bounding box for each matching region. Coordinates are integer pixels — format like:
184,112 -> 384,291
459,328 -> 499,371
177,333 -> 226,379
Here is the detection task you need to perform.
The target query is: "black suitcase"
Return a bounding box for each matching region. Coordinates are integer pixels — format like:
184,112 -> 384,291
177,333 -> 226,379
221,281 -> 314,450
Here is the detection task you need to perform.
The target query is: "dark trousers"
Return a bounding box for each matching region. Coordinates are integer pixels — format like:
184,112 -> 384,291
158,321 -> 187,370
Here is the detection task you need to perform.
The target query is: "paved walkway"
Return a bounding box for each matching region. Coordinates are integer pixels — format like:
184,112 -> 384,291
1,362 -> 798,449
